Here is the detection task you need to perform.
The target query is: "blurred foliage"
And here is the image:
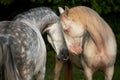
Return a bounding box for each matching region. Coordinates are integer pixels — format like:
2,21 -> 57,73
0,0 -> 13,5
0,0 -> 120,14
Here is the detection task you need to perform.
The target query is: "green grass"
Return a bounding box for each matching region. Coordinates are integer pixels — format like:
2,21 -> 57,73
45,50 -> 120,80
45,50 -> 56,80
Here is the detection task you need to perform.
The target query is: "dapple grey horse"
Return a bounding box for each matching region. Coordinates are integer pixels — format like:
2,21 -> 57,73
0,7 -> 69,80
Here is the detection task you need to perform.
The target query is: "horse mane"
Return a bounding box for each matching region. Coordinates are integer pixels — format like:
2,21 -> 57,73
14,7 -> 60,32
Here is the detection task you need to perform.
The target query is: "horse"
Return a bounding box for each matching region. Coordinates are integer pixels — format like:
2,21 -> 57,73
0,7 -> 69,80
57,6 -> 117,80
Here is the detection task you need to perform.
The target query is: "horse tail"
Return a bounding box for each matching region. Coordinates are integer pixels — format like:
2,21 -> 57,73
0,40 -> 3,68
0,36 -> 21,80
64,60 -> 74,80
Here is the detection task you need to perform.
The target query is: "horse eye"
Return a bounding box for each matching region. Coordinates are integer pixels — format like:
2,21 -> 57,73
64,29 -> 68,32
64,28 -> 70,33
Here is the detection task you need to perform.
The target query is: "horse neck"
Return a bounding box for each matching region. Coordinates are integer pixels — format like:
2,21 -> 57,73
14,7 -> 59,33
16,13 -> 59,34
36,14 -> 59,33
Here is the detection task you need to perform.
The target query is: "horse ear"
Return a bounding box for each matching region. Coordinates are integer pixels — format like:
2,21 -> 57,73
58,7 -> 65,14
65,6 -> 69,16
65,6 -> 69,11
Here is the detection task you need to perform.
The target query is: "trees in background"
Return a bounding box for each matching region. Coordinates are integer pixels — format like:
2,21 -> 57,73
0,0 -> 120,14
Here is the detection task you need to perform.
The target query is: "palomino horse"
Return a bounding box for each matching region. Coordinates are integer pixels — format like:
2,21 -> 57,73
57,6 -> 117,80
0,7 -> 69,80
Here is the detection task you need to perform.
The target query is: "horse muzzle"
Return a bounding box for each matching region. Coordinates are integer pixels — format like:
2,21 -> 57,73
56,48 -> 69,61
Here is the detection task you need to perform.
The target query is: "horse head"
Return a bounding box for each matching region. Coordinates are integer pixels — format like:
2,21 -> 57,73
44,21 -> 69,61
58,6 -> 86,55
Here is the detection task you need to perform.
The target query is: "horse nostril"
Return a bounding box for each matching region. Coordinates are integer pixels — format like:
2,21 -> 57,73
62,48 -> 69,58
57,48 -> 69,61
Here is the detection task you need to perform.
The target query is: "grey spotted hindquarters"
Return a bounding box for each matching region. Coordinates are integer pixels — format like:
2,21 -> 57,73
0,21 -> 46,80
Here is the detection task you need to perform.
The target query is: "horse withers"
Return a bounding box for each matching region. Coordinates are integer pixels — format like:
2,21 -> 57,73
0,7 -> 69,80
57,6 -> 117,80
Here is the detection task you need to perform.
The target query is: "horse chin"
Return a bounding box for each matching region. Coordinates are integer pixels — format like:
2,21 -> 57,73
56,48 -> 69,61
56,55 -> 69,61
